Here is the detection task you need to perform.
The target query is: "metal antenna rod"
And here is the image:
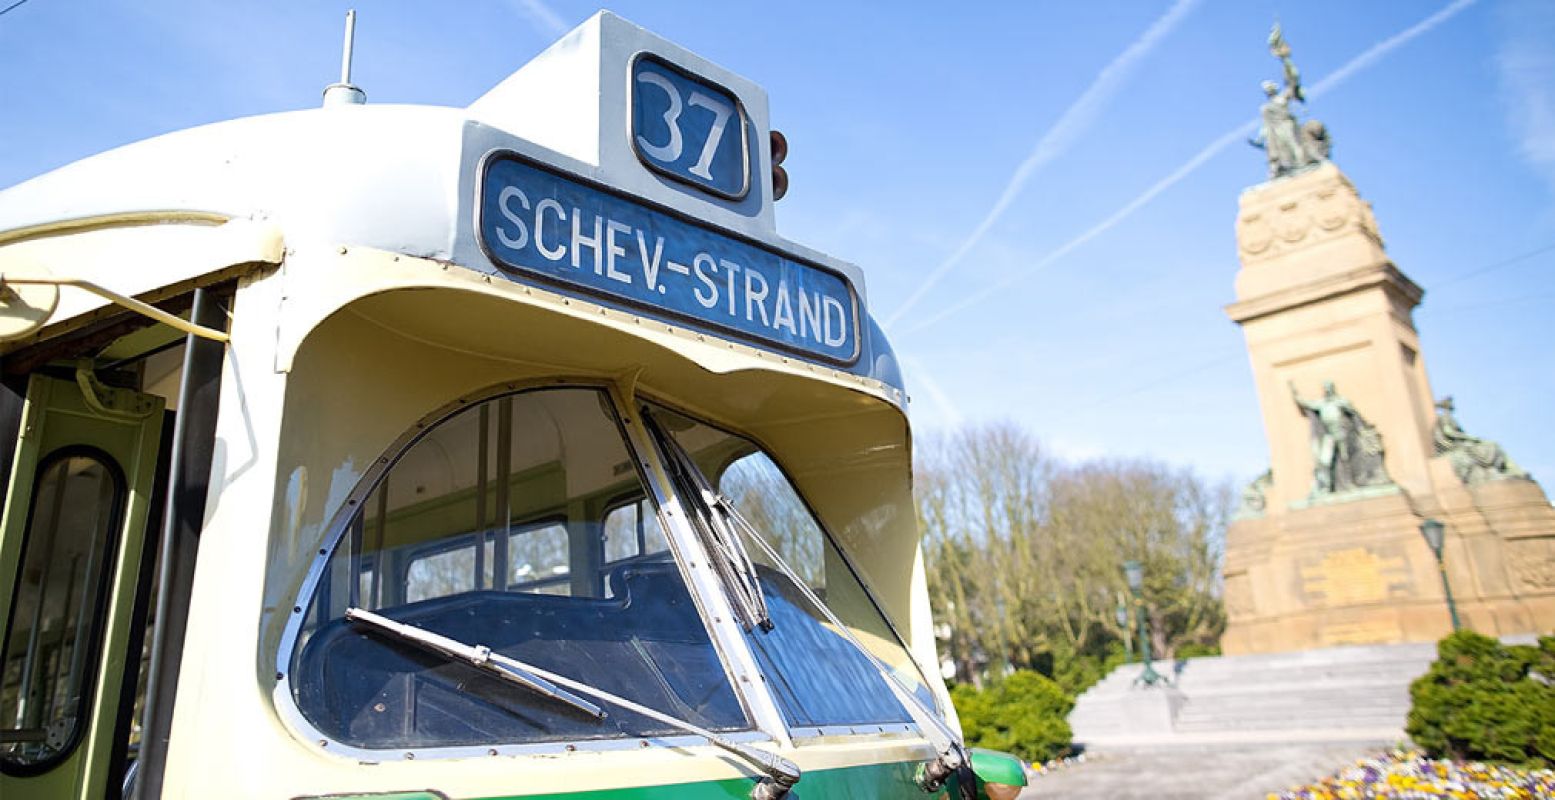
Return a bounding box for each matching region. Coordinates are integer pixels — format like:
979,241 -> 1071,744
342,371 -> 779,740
322,9 -> 366,106
340,9 -> 356,85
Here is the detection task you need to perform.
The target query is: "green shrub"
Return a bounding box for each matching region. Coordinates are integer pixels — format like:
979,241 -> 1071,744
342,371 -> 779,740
1047,647 -> 1128,699
950,670 -> 1074,763
1173,642 -> 1222,659
1406,631 -> 1555,767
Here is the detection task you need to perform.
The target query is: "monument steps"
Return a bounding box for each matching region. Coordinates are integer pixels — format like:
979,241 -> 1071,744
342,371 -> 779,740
1069,642 -> 1440,749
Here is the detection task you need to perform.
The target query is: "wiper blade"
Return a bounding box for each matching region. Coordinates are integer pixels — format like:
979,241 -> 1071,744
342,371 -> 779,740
648,419 -> 772,632
715,501 -> 972,782
346,607 -> 800,796
345,607 -> 605,719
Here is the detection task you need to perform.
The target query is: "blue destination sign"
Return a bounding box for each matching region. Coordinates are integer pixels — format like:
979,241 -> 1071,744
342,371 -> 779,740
630,55 -> 749,199
479,156 -> 859,364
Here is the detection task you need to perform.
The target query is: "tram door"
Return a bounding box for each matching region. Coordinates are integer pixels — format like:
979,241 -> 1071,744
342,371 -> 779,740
0,373 -> 164,799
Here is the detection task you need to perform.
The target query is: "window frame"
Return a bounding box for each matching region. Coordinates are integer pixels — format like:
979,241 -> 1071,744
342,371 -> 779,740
638,399 -> 942,738
0,445 -> 128,776
272,380 -> 771,761
598,492 -> 671,573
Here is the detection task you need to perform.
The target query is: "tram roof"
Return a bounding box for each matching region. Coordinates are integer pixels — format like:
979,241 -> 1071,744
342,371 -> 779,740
0,11 -> 903,393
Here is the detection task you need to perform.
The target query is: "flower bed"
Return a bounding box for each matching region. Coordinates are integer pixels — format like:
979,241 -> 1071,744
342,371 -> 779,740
1270,749 -> 1555,799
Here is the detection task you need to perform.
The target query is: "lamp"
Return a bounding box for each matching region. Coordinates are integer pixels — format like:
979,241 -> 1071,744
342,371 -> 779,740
1123,559 -> 1143,592
1419,518 -> 1445,555
1418,518 -> 1461,632
1121,559 -> 1166,687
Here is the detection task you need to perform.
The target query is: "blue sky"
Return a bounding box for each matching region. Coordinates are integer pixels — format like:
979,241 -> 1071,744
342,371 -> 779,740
2,1 -> 1551,487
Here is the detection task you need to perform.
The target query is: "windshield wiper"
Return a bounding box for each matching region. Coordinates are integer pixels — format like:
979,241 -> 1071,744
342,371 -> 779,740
345,607 -> 604,718
647,416 -> 772,633
345,607 -> 800,798
712,500 -> 975,798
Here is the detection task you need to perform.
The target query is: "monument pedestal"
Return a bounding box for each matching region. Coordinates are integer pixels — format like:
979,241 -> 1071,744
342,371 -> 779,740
1221,163 -> 1555,655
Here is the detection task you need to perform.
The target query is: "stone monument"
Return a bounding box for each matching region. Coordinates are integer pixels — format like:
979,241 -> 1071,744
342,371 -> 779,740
1220,27 -> 1555,655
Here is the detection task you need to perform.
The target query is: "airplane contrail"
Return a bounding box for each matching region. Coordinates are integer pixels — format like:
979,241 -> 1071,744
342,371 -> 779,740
898,0 -> 1479,338
505,0 -> 569,37
882,0 -> 1202,329
900,354 -> 966,429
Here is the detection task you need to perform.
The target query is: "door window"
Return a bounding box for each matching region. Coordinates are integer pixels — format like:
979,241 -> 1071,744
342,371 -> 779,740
1,451 -> 124,769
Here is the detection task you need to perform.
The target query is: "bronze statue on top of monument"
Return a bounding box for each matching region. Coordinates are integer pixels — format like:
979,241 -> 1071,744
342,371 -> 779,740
1250,24 -> 1330,180
1432,396 -> 1531,485
1290,380 -> 1392,498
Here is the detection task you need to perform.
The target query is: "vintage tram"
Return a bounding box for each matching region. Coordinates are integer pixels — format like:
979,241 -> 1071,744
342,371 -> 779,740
0,12 -> 1024,799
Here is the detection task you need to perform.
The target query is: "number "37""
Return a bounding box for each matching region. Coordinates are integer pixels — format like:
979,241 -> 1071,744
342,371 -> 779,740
635,71 -> 735,182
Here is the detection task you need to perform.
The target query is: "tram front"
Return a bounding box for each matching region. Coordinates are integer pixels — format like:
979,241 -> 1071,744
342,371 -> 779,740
0,12 -> 1024,800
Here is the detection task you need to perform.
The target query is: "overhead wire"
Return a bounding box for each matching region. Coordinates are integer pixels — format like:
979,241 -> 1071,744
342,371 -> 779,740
0,0 -> 32,20
1035,240 -> 1555,418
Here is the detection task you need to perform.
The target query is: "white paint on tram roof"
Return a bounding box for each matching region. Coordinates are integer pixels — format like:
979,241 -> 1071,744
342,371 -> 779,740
0,11 -> 868,308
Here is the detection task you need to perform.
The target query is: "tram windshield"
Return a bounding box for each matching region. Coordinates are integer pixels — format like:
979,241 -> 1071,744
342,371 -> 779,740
290,388 -> 748,749
643,405 -> 938,729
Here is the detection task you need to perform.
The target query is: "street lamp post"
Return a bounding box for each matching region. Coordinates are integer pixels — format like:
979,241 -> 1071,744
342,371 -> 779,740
1123,560 -> 1166,687
1115,593 -> 1133,661
1419,518 -> 1461,632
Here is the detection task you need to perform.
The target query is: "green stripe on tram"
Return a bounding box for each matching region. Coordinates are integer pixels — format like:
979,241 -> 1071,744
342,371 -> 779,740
502,759 -> 941,799
299,760 -> 950,800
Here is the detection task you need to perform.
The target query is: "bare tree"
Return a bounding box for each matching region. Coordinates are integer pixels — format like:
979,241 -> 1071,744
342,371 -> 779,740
915,422 -> 1231,688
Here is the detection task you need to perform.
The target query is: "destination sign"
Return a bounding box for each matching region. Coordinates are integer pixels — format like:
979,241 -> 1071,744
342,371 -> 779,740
479,156 -> 859,363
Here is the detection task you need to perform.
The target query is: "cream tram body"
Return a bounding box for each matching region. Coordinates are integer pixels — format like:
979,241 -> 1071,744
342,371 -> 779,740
0,12 -> 1022,800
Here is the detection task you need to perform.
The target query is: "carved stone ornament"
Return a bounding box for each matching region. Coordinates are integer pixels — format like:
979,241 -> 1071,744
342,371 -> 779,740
1236,171 -> 1383,263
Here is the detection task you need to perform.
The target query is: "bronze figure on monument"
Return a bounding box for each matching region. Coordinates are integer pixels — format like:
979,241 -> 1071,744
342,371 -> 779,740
1249,24 -> 1329,180
1432,396 -> 1531,484
1289,381 -> 1391,497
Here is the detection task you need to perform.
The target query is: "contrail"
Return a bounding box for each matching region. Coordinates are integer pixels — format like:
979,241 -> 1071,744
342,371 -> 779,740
900,354 -> 966,429
882,0 -> 1202,329
898,0 -> 1478,338
505,0 -> 570,37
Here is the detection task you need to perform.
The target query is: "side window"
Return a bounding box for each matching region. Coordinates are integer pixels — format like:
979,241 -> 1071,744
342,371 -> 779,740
1,451 -> 124,769
645,405 -> 937,730
602,498 -> 669,566
289,388 -> 748,750
506,521 -> 571,594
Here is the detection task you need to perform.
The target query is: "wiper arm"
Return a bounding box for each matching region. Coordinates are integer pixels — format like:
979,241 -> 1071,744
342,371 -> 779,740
346,607 -> 605,719
714,500 -> 973,790
647,417 -> 772,633
346,607 -> 800,798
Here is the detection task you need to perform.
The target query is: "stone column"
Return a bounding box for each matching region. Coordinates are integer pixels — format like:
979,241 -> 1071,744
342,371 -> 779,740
1220,163 -> 1555,655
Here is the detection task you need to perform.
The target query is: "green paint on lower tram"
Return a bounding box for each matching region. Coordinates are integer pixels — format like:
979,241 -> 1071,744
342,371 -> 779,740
483,759 -> 955,800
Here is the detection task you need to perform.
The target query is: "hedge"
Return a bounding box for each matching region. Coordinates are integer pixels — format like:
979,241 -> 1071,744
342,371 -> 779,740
1406,630 -> 1555,767
950,670 -> 1073,764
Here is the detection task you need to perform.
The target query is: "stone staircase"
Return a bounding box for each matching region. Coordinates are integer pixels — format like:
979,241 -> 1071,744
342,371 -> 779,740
1068,642 -> 1442,749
